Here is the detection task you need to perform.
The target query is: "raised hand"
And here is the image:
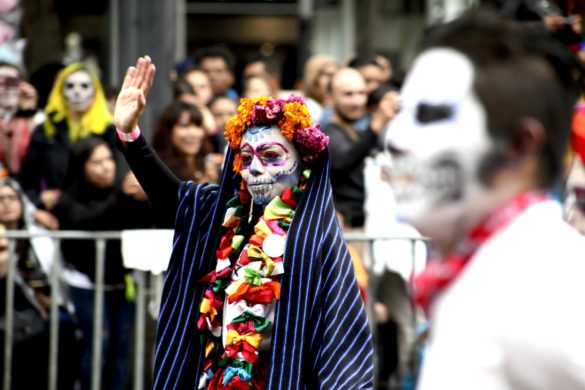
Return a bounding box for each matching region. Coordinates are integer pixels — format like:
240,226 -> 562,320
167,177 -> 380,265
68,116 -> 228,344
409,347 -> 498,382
114,56 -> 156,133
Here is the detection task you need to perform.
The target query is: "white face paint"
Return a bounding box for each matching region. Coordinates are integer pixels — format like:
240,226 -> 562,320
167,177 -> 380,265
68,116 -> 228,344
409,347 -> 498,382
62,70 -> 95,114
239,125 -> 301,205
385,48 -> 492,222
0,66 -> 20,114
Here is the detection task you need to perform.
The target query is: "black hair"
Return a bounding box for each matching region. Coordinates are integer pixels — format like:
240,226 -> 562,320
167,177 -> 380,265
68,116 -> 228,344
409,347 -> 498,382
424,9 -> 584,188
172,77 -> 196,99
152,101 -> 211,181
242,53 -> 283,76
64,136 -> 112,198
194,45 -> 236,73
348,54 -> 382,70
0,178 -> 25,229
367,83 -> 399,109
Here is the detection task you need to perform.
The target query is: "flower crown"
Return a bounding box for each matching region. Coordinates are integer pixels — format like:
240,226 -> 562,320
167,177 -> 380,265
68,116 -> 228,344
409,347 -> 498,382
225,94 -> 329,172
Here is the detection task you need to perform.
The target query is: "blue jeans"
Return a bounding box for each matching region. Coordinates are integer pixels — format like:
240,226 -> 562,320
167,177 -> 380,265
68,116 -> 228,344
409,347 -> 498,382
69,286 -> 135,390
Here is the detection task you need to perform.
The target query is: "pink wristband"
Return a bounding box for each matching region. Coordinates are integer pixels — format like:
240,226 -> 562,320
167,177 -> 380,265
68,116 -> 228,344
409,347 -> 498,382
117,126 -> 141,142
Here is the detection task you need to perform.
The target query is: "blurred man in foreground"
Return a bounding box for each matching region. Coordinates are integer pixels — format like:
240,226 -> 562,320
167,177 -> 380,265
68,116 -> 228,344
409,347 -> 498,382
386,10 -> 585,389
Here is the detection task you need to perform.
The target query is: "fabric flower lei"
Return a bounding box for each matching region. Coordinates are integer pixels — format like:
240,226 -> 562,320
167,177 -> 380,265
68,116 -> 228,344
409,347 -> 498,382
196,169 -> 311,389
225,94 -> 329,172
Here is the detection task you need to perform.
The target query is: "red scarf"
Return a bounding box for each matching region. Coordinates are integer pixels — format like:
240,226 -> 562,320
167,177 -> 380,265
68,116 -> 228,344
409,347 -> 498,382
413,191 -> 550,312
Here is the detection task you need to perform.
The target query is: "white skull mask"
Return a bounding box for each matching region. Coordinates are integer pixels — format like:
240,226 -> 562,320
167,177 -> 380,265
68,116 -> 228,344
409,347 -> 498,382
0,66 -> 20,115
62,70 -> 95,114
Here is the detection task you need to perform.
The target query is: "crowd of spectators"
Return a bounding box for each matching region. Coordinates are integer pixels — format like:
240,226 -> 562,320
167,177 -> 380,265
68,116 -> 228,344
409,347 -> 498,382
1,1 -> 585,388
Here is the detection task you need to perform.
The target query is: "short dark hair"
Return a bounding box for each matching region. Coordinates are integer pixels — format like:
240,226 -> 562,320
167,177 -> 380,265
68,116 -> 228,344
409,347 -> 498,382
424,9 -> 584,188
172,77 -> 195,99
242,53 -> 282,76
347,54 -> 381,70
152,101 -> 211,181
194,45 -> 236,73
367,83 -> 398,109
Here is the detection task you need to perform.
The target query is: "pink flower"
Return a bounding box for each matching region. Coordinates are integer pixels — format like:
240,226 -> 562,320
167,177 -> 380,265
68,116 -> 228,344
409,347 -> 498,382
295,124 -> 329,162
285,93 -> 306,105
252,99 -> 283,124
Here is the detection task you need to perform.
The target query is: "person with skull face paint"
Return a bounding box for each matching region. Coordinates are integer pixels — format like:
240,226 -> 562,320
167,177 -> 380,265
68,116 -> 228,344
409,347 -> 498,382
0,56 -> 39,178
384,11 -> 585,388
19,63 -> 116,214
114,56 -> 374,389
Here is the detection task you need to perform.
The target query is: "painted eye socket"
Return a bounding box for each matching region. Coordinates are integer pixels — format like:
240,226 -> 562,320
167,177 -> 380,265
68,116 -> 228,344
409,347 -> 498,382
260,151 -> 283,161
259,146 -> 286,162
416,103 -> 454,124
64,83 -> 91,90
240,152 -> 254,167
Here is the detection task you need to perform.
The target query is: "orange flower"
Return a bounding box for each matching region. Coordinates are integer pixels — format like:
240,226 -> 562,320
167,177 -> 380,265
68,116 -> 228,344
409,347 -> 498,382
224,94 -> 326,166
232,152 -> 242,173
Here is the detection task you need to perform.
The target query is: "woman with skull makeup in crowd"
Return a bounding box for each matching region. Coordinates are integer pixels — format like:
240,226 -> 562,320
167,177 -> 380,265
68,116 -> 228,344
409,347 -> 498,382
18,63 -> 116,221
0,56 -> 39,179
113,56 -> 374,389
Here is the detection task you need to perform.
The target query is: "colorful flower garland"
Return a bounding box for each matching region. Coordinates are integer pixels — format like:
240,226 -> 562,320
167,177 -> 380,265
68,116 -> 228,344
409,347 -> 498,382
225,95 -> 329,172
197,169 -> 311,389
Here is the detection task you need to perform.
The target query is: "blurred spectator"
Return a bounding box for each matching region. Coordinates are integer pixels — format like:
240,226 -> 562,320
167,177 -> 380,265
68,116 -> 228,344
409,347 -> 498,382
0,177 -> 81,389
152,101 -> 221,189
363,84 -> 415,389
486,0 -> 585,60
374,53 -> 394,84
181,66 -> 214,107
367,84 -> 401,128
19,63 -> 115,219
302,54 -> 338,123
172,75 -> 217,138
53,136 -> 152,390
193,45 -> 238,100
564,155 -> 585,234
486,0 -> 562,22
104,85 -> 120,114
324,68 -> 390,228
566,97 -> 585,232
208,95 -> 237,152
241,53 -> 282,96
0,43 -> 40,178
0,223 -> 48,389
242,73 -> 275,98
348,54 -> 387,94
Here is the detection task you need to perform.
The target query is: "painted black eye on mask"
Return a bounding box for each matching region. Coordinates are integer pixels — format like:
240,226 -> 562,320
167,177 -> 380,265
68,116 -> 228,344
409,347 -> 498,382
416,103 -> 454,124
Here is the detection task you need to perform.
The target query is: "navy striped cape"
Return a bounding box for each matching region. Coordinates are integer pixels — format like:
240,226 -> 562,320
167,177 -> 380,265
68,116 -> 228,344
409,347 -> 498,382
153,148 -> 374,389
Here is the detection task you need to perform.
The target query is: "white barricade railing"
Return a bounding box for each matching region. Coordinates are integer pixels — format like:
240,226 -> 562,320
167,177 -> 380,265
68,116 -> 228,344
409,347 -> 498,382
0,230 -> 427,390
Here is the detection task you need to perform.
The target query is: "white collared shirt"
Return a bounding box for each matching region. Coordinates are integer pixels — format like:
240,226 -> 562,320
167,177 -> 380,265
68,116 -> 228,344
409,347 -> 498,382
418,201 -> 585,389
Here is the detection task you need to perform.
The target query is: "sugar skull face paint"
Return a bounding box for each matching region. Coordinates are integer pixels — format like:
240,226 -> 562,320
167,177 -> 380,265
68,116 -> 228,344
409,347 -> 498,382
239,125 -> 301,205
62,69 -> 95,114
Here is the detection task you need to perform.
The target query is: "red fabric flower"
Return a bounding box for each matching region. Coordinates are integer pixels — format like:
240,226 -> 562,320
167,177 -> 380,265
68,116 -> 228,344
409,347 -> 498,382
280,188 -> 297,207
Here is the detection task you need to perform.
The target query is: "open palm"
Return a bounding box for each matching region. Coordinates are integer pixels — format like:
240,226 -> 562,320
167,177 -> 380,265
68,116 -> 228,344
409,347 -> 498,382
114,56 -> 156,133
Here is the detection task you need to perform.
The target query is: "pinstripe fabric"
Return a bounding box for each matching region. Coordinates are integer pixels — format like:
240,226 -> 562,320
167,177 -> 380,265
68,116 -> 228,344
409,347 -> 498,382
153,148 -> 374,389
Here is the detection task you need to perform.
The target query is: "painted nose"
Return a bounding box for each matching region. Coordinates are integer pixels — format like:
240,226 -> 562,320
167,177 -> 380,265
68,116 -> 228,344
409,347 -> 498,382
249,155 -> 265,176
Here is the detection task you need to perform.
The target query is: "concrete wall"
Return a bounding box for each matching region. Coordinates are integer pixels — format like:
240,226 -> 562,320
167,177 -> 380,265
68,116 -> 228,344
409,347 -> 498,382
311,0 -> 426,72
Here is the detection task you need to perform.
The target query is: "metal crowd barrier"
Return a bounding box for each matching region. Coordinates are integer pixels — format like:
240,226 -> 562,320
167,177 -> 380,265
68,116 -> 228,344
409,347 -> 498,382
0,230 -> 427,390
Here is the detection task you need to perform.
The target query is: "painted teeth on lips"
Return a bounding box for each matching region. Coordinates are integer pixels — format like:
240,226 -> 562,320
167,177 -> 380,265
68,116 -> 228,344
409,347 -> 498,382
249,181 -> 274,187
